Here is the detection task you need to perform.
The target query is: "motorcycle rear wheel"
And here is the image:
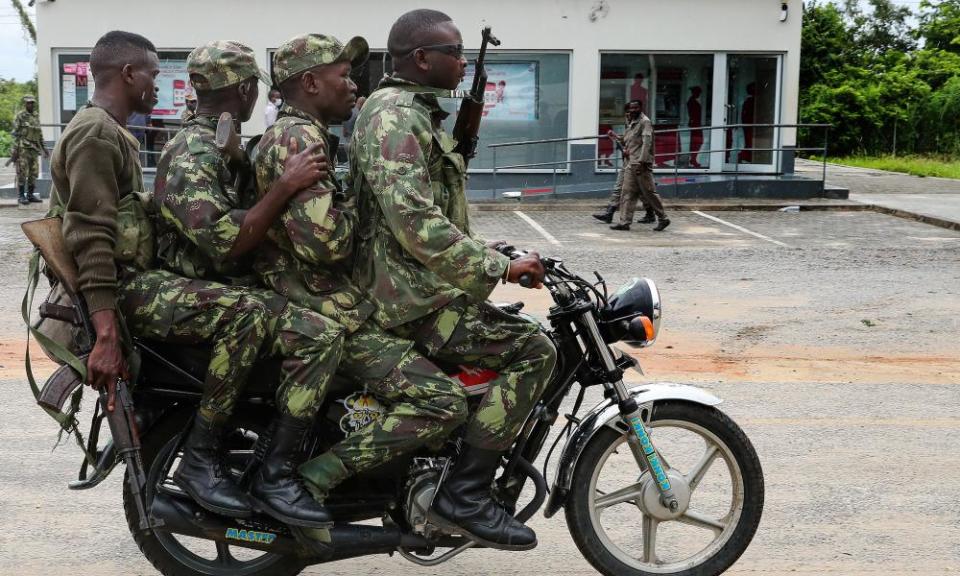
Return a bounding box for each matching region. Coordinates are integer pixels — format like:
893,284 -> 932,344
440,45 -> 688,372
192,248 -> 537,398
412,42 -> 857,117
565,400 -> 763,576
122,411 -> 304,576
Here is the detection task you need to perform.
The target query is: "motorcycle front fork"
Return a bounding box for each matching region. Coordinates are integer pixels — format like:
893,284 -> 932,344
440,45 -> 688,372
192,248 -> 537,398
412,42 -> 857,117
581,312 -> 680,512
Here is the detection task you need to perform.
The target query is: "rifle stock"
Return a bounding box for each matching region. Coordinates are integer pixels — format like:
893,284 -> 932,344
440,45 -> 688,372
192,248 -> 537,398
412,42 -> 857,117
215,111 -> 246,166
452,27 -> 501,166
21,217 -> 81,297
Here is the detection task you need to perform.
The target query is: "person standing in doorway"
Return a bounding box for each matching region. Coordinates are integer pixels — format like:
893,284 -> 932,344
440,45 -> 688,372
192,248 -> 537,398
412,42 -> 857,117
609,99 -> 669,232
739,82 -> 756,163
264,89 -> 282,127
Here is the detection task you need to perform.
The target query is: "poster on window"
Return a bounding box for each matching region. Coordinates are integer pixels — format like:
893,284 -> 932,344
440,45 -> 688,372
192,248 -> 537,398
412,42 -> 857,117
459,61 -> 539,122
152,60 -> 191,117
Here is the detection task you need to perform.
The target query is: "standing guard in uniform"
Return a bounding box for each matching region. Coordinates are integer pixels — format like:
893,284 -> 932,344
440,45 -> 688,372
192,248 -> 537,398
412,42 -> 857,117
153,40 -> 347,528
254,33 -> 469,520
351,9 -> 557,551
12,95 -> 48,205
593,104 -> 654,224
609,99 -> 670,232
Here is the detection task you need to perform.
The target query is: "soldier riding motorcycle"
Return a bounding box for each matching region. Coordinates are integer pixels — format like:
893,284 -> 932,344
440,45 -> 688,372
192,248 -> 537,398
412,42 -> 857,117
24,219 -> 764,576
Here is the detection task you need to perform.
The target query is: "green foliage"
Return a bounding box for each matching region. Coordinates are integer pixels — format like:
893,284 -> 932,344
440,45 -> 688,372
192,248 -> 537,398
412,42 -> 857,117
800,0 -> 960,158
831,154 -> 960,179
0,78 -> 38,133
0,131 -> 12,157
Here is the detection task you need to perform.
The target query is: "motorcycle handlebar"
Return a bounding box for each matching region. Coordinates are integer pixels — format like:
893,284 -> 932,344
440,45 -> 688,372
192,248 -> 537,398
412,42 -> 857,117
494,244 -> 545,288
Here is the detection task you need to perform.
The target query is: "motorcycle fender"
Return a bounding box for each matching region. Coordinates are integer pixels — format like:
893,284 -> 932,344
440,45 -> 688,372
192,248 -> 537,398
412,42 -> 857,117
543,383 -> 721,518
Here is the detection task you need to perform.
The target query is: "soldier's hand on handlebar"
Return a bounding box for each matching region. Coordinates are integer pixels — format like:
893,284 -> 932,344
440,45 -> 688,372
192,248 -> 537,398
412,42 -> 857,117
278,138 -> 328,197
506,253 -> 546,289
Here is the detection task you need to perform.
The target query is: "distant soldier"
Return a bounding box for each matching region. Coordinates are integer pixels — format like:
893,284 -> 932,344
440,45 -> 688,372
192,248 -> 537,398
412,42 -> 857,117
180,93 -> 197,123
12,95 -> 48,204
593,103 -> 654,224
609,99 -> 670,231
351,9 -> 557,551
254,33 -> 469,517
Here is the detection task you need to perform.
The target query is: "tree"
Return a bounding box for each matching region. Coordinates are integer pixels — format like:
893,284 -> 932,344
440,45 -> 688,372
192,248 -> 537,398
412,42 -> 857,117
800,2 -> 855,88
918,0 -> 960,53
844,0 -> 917,57
9,0 -> 36,45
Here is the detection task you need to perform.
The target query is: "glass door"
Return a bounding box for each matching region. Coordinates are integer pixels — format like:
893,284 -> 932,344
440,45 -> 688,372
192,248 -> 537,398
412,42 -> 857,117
723,55 -> 781,173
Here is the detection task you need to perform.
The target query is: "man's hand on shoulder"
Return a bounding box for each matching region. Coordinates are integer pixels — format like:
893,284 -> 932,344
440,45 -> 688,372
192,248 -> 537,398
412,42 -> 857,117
276,138 -> 327,200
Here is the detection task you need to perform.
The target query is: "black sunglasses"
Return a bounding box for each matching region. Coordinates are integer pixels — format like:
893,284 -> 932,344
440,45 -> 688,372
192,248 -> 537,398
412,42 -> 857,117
411,43 -> 464,59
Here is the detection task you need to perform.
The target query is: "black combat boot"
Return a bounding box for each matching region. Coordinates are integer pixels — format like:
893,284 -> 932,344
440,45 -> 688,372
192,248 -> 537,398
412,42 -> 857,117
637,210 -> 656,224
654,218 -> 671,231
27,186 -> 42,203
249,416 -> 334,528
428,443 -> 537,551
17,184 -> 29,205
592,205 -> 616,223
173,414 -> 253,518
610,222 -> 631,231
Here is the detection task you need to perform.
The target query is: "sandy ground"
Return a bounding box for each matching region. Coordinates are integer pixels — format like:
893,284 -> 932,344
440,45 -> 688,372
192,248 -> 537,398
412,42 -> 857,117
1,205 -> 958,575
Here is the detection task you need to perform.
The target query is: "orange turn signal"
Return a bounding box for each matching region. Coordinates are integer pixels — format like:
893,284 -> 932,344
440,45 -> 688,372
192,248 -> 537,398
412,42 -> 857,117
638,316 -> 655,341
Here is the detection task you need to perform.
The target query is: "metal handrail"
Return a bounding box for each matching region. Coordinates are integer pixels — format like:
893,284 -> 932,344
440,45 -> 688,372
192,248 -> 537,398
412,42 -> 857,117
488,122 -> 831,199
487,123 -> 831,148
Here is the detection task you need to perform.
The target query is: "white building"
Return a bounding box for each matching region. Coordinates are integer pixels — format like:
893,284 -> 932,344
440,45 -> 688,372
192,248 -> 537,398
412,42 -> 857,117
35,0 -> 803,191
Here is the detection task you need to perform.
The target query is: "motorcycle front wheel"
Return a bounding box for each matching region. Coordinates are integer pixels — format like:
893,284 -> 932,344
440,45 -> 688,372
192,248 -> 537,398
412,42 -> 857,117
565,400 -> 763,576
122,412 -> 304,576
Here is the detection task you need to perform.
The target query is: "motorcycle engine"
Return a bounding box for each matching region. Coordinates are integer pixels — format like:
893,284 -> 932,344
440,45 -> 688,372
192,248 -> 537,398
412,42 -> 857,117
404,458 -> 448,538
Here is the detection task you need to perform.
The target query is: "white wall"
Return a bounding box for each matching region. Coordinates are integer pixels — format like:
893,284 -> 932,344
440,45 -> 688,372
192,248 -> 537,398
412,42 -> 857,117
37,0 -> 801,144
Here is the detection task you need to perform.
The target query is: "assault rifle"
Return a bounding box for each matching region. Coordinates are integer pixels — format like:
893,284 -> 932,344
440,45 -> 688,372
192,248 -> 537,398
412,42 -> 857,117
22,217 -> 157,531
452,26 -> 500,168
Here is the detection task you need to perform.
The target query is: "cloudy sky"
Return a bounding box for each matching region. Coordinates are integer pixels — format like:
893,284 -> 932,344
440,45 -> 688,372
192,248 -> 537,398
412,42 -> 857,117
0,0 -> 929,82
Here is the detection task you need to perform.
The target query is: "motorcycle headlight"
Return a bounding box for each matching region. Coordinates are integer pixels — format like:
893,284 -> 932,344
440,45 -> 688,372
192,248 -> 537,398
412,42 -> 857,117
601,278 -> 662,347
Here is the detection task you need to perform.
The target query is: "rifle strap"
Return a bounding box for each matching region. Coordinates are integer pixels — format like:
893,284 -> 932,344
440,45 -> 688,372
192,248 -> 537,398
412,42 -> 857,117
22,249 -> 97,467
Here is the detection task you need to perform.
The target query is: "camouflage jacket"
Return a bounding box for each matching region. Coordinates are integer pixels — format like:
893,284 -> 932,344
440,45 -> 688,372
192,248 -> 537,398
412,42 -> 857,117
13,109 -> 44,155
253,103 -> 374,333
153,115 -> 257,283
350,76 -> 509,329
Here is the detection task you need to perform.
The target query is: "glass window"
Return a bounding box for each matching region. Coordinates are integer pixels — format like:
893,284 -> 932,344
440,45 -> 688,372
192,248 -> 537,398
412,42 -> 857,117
599,53 -> 713,169
58,51 -> 190,168
446,52 -> 570,172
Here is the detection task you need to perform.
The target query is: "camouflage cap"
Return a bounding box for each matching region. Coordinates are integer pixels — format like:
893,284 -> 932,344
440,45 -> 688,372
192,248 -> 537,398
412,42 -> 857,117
188,40 -> 271,91
22,95 -> 36,103
272,34 -> 369,86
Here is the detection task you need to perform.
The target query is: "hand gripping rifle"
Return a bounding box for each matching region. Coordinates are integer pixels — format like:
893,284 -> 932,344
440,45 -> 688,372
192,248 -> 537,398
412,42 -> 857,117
452,26 -> 501,168
22,217 -> 157,531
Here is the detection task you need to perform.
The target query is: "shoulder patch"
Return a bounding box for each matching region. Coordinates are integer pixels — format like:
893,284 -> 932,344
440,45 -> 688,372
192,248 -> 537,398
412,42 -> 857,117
396,91 -> 417,108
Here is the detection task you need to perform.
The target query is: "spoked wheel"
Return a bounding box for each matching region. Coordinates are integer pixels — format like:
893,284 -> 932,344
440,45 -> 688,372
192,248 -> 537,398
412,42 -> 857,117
566,401 -> 763,576
122,414 -> 303,576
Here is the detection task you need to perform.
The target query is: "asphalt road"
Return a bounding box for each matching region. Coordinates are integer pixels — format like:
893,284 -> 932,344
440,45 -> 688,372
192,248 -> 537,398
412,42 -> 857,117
1,204 -> 958,575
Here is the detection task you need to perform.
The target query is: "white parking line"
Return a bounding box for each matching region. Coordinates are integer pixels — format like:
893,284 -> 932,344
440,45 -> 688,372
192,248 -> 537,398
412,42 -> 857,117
693,211 -> 792,248
513,211 -> 562,246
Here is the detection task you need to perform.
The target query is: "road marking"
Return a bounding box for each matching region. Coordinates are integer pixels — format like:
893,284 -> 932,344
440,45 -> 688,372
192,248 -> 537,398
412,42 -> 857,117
513,211 -> 562,246
692,211 -> 791,248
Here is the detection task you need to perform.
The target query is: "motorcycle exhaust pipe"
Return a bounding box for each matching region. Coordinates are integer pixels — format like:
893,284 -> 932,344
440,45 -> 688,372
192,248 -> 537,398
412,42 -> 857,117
151,492 -> 434,561
150,492 -> 302,555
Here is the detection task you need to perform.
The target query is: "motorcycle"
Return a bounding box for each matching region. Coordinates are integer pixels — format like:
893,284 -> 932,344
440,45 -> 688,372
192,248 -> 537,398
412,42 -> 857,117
32,245 -> 764,576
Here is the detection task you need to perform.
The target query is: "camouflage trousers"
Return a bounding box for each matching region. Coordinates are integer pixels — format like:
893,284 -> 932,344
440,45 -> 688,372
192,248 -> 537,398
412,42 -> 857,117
15,149 -> 39,190
299,322 -> 468,491
118,269 -> 343,423
394,301 -> 557,452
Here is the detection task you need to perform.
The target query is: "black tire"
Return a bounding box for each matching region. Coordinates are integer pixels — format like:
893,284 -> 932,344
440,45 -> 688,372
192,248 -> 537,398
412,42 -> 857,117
122,410 -> 304,576
565,401 -> 764,576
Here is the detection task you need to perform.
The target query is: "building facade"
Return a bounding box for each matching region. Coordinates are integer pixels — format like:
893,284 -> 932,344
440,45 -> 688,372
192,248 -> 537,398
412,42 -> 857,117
35,0 -> 802,193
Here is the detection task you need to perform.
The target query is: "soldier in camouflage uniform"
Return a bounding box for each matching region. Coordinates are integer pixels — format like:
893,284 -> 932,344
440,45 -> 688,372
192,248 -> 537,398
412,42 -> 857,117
12,95 -> 48,204
254,33 -> 469,516
152,41 -> 345,528
350,9 -> 557,550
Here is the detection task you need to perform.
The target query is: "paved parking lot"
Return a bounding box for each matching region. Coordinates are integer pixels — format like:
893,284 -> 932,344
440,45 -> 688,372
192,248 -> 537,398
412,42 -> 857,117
1,205 -> 958,575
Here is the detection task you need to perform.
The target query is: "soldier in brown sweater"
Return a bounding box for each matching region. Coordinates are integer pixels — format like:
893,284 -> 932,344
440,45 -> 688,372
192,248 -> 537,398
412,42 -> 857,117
49,31 -> 338,522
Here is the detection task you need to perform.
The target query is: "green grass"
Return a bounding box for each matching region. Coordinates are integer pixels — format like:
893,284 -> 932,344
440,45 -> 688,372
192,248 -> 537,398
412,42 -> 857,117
827,155 -> 960,179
